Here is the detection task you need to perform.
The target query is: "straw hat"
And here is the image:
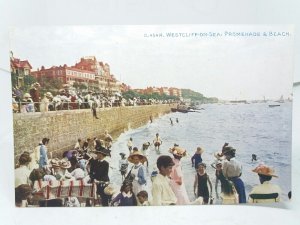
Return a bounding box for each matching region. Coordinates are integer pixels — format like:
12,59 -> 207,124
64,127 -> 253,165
169,146 -> 187,157
45,92 -> 53,98
104,184 -> 118,196
214,151 -> 224,160
128,151 -> 147,164
23,93 -> 31,98
48,158 -> 61,168
252,164 -> 278,177
59,159 -> 71,169
196,147 -> 204,154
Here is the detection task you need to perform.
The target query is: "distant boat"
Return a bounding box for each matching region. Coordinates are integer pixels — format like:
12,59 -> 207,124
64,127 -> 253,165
177,108 -> 189,113
229,100 -> 247,104
171,107 -> 201,113
275,95 -> 285,103
269,104 -> 280,108
188,106 -> 205,110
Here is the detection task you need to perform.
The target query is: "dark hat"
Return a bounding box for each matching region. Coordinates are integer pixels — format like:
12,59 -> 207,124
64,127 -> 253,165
92,146 -> 111,156
222,146 -> 236,156
119,152 -> 126,156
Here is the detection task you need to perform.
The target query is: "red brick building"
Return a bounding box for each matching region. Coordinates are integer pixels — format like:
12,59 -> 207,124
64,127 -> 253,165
133,86 -> 182,98
31,56 -> 122,94
10,51 -> 32,87
169,87 -> 182,98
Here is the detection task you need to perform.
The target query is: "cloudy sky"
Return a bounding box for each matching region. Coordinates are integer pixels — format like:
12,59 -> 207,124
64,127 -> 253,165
9,25 -> 294,100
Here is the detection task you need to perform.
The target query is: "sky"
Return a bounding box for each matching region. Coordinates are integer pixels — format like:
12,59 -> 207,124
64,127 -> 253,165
9,25 -> 294,100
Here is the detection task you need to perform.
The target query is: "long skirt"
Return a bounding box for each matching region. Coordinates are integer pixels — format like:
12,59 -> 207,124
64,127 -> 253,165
230,177 -> 246,203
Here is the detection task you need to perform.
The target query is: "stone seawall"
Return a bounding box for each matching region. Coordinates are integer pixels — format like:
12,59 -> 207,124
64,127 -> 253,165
13,104 -> 173,161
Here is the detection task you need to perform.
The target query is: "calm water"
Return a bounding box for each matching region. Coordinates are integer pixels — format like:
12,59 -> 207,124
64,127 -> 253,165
108,102 -> 292,203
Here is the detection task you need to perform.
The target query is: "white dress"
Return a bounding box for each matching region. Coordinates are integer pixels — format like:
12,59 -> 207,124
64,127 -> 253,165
131,164 -> 147,195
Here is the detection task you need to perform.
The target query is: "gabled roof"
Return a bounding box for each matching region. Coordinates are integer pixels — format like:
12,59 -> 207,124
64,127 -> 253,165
11,58 -> 32,69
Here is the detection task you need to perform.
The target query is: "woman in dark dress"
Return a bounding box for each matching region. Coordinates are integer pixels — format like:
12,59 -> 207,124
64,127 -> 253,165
194,163 -> 212,204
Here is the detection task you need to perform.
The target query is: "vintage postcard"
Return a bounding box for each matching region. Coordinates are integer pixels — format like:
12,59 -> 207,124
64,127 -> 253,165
10,25 -> 293,207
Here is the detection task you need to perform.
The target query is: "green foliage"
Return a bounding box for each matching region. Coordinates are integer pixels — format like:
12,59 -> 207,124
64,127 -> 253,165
11,73 -> 37,93
122,90 -> 140,99
24,75 -> 37,86
11,72 -> 18,87
73,81 -> 87,91
181,89 -> 203,100
181,89 -> 218,103
40,77 -> 63,93
122,90 -> 179,101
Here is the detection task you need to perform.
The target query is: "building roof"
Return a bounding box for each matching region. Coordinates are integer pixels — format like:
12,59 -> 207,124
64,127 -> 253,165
11,58 -> 32,69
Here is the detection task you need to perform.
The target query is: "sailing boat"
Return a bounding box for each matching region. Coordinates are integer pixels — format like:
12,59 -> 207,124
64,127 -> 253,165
275,95 -> 285,103
269,95 -> 284,107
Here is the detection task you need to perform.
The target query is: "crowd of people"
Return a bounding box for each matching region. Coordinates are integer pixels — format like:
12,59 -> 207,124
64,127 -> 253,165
14,128 -> 285,207
12,83 -> 177,113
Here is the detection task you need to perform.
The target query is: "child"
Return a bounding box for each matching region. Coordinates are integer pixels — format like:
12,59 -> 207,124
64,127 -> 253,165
220,179 -> 239,204
191,147 -> 204,170
119,153 -> 129,181
142,142 -> 151,157
210,155 -> 225,199
194,162 -> 213,204
151,155 -> 177,206
137,190 -> 150,206
111,181 -> 137,206
127,138 -> 133,154
153,133 -> 162,152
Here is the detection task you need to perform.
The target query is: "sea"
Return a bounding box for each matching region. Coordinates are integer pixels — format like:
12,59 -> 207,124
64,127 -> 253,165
108,102 -> 292,203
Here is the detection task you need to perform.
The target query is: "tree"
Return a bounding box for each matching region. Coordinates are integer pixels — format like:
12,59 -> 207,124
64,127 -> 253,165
11,72 -> 18,88
122,90 -> 140,99
41,77 -> 63,93
24,75 -> 37,87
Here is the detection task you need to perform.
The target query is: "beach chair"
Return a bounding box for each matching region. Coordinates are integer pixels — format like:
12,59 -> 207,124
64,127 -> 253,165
33,179 -> 97,207
249,193 -> 279,203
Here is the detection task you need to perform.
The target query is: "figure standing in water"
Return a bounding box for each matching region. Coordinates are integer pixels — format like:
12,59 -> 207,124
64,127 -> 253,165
170,118 -> 173,125
191,147 -> 204,170
153,133 -> 162,153
176,118 -> 179,123
127,137 -> 133,154
193,162 -> 213,204
119,153 -> 129,181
